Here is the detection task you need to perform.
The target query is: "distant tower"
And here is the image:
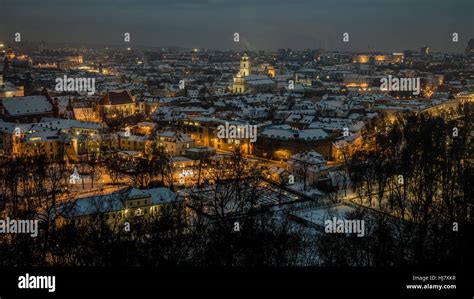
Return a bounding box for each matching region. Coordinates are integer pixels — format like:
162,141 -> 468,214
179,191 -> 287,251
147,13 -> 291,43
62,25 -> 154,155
240,52 -> 251,77
466,38 -> 474,57
421,46 -> 430,56
98,62 -> 103,74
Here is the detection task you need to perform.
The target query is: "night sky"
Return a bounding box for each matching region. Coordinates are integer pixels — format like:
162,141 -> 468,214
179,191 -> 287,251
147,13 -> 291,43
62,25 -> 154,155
1,0 -> 473,52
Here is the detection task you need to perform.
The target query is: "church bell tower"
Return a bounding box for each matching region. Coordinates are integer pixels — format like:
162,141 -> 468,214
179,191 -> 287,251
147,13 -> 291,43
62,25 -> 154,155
240,52 -> 251,77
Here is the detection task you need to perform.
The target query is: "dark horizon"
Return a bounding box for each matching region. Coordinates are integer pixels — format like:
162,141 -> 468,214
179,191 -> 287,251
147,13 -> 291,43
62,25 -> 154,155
1,0 -> 474,53
1,39 -> 473,55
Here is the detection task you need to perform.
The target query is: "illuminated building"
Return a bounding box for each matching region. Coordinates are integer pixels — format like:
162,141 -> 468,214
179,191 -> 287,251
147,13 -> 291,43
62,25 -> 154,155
116,133 -> 151,153
254,126 -> 332,161
65,55 -> 83,64
423,75 -> 444,95
54,187 -> 186,227
156,131 -> 195,156
232,52 -> 276,93
231,54 -> 275,93
98,90 -> 136,119
392,53 -> 404,63
353,55 -> 370,64
420,98 -> 466,116
0,121 -> 27,157
73,107 -> 100,122
421,46 -> 430,56
37,117 -> 103,137
232,72 -> 246,93
0,121 -> 77,161
6,47 -> 15,60
135,122 -> 156,135
342,74 -> 370,90
232,52 -> 251,93
353,54 -> 403,65
55,55 -> 84,70
0,76 -> 24,97
265,65 -> 276,78
179,118 -> 254,155
19,131 -> 77,162
374,55 -> 387,63
456,91 -> 474,103
287,151 -> 329,187
36,62 -> 58,69
331,134 -> 363,162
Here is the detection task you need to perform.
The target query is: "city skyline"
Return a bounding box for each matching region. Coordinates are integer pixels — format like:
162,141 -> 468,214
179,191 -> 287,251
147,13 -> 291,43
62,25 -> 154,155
0,1 -> 473,297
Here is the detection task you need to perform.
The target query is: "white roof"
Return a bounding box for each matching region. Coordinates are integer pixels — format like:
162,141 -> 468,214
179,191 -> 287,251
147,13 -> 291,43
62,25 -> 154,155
2,96 -> 52,116
292,203 -> 356,227
0,120 -> 32,134
290,151 -> 326,165
56,187 -> 178,218
157,131 -> 194,142
38,117 -> 102,131
261,127 -> 328,140
286,114 -> 314,124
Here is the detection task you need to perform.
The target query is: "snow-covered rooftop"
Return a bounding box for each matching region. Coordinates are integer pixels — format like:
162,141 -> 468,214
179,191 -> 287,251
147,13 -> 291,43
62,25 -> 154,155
2,96 -> 53,116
